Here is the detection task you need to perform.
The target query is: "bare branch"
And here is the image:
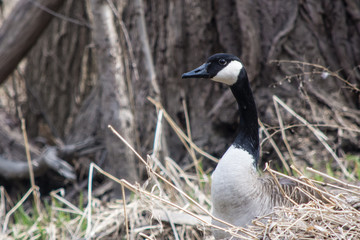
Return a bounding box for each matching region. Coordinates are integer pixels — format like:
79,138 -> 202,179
0,0 -> 65,83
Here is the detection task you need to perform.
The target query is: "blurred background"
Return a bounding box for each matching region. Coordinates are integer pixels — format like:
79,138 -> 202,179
0,0 -> 359,215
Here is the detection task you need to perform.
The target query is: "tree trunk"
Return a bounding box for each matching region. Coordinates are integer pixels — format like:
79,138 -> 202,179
23,0 -> 93,139
88,0 -> 138,194
126,0 -> 360,166
0,0 -> 64,83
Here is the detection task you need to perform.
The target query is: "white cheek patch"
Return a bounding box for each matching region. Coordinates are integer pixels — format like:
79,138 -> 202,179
211,61 -> 243,85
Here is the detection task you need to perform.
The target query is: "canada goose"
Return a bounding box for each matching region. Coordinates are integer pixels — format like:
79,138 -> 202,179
182,53 -> 315,239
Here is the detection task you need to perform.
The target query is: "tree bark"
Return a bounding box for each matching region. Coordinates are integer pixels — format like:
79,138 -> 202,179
24,0 -> 93,139
88,0 -> 138,194
133,0 -> 360,165
0,0 -> 64,83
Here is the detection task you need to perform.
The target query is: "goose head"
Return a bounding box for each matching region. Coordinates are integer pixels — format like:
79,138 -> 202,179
182,53 -> 245,86
182,53 -> 258,161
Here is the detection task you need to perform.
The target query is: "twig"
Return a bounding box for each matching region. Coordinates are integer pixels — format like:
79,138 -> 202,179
152,110 -> 163,158
50,189 -> 83,215
274,211 -> 309,240
75,207 -> 89,237
139,232 -> 155,240
270,60 -> 360,92
265,163 -> 298,205
266,167 -> 349,206
263,123 -> 360,141
107,126 -> 255,238
273,95 -> 354,180
149,155 -> 188,204
291,165 -> 333,204
273,97 -> 296,165
161,207 -> 180,240
85,160 -> 95,238
0,187 -> 5,221
165,156 -> 212,206
107,126 -> 211,214
306,167 -> 360,191
310,180 -> 360,197
259,120 -> 291,174
272,96 -> 328,140
20,114 -> 40,215
182,98 -> 203,188
3,187 -> 35,233
89,162 -> 253,239
148,97 -> 218,163
121,184 -> 130,240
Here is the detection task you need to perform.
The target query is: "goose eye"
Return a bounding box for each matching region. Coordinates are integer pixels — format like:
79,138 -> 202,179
218,59 -> 227,65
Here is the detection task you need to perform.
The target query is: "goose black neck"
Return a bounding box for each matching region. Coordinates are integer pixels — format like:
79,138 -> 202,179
230,68 -> 259,164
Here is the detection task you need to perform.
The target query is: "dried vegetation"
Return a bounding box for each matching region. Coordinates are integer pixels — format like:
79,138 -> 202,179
1,63 -> 360,239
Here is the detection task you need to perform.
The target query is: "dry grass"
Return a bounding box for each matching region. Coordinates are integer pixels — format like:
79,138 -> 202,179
1,92 -> 360,239
250,202 -> 360,239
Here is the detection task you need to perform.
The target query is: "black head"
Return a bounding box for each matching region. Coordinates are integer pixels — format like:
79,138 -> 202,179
182,53 -> 244,85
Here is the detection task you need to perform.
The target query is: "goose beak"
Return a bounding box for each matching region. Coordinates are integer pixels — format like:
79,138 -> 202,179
182,63 -> 210,78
